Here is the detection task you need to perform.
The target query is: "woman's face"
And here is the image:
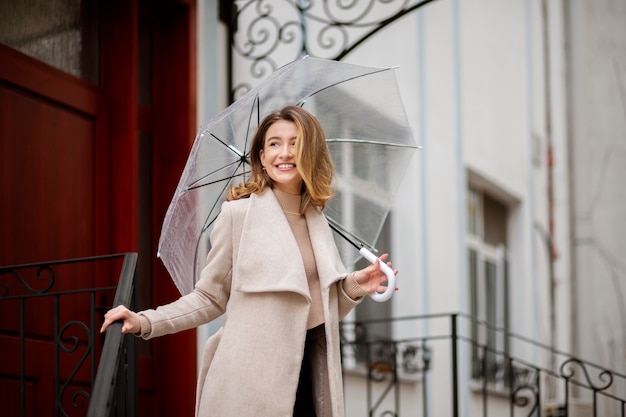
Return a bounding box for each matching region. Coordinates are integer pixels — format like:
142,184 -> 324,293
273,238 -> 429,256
260,120 -> 303,194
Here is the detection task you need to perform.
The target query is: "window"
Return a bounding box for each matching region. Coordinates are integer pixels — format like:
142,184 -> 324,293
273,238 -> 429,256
0,0 -> 100,83
467,185 -> 510,385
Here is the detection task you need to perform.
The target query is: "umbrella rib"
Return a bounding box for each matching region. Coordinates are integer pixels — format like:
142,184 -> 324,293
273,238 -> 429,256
326,138 -> 420,148
325,215 -> 374,251
193,160 -> 234,283
298,67 -> 394,103
186,160 -> 250,191
243,94 -> 260,159
186,171 -> 250,192
200,159 -> 249,233
208,132 -> 246,158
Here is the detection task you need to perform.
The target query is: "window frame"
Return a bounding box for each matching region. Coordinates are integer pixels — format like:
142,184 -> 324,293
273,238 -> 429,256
467,185 -> 510,389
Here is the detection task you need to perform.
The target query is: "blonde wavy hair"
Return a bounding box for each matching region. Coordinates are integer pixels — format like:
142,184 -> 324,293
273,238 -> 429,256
227,105 -> 335,212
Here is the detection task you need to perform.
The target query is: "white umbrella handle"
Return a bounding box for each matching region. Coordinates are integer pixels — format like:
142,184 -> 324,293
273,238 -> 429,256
359,247 -> 396,302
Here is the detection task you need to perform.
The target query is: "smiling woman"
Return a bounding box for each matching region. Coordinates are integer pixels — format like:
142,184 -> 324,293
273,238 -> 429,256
100,105 -> 396,417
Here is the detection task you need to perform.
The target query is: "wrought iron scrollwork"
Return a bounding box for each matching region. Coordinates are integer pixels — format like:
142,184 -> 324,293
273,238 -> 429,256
340,321 -> 431,417
510,363 -> 540,417
227,0 -> 437,100
368,340 -> 397,382
511,384 -> 539,416
0,265 -> 55,297
230,0 -> 305,98
58,321 -> 93,416
560,357 -> 614,392
401,342 -> 431,374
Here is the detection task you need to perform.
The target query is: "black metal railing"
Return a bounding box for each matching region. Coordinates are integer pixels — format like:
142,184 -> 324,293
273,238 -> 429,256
340,313 -> 626,417
4,256 -> 625,417
0,253 -> 137,417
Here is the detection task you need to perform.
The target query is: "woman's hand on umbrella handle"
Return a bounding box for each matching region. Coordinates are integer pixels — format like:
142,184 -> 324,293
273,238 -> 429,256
359,247 -> 397,302
100,305 -> 141,334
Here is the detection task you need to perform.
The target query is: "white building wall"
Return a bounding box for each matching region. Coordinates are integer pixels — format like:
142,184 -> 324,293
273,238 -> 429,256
567,0 -> 626,403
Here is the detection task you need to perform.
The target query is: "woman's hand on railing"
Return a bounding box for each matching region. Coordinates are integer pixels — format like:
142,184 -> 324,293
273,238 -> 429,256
100,305 -> 141,334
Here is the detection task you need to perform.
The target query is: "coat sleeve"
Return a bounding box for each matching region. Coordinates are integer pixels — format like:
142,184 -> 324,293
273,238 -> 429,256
335,274 -> 364,321
137,202 -> 235,339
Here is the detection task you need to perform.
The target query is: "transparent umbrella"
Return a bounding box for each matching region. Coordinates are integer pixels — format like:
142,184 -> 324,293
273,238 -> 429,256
157,56 -> 418,301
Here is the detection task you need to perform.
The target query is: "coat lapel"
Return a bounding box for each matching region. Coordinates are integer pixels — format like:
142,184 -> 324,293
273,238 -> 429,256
232,188 -> 311,300
305,206 -> 348,291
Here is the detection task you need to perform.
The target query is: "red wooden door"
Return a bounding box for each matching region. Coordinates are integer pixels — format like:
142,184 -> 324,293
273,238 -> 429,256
0,0 -> 197,415
0,43 -> 110,416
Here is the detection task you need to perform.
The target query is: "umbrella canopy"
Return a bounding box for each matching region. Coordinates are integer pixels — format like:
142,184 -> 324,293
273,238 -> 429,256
157,56 -> 417,299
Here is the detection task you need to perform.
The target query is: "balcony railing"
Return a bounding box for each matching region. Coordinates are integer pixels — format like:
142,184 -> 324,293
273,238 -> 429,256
3,257 -> 625,417
340,313 -> 626,417
0,253 -> 137,417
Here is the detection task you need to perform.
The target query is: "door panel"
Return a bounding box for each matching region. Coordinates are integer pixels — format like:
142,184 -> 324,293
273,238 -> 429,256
0,44 -> 107,417
0,84 -> 96,266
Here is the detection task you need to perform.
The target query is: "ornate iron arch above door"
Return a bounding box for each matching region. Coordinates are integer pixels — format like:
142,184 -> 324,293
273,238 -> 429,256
219,0 -> 438,102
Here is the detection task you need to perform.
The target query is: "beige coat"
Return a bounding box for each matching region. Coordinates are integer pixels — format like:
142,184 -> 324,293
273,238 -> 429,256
139,188 -> 362,416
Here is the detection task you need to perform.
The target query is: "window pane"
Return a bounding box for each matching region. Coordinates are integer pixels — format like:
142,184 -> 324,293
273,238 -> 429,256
485,260 -> 498,329
467,186 -> 479,236
483,193 -> 507,246
469,248 -> 481,378
0,0 -> 99,84
485,259 -> 498,381
469,249 -> 478,320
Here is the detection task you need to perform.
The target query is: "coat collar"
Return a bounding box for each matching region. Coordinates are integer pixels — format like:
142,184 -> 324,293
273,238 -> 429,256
232,188 -> 346,299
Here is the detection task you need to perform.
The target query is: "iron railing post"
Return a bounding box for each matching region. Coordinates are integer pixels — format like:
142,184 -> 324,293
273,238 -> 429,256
54,294 -> 60,417
451,313 -> 459,417
19,299 -> 25,417
126,290 -> 138,416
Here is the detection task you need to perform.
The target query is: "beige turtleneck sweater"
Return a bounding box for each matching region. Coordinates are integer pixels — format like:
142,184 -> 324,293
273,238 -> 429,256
273,189 -> 368,329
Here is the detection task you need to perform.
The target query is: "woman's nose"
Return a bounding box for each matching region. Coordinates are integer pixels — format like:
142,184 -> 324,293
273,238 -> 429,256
280,144 -> 293,157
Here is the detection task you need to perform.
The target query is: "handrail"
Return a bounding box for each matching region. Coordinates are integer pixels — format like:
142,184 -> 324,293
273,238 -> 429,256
87,252 -> 137,417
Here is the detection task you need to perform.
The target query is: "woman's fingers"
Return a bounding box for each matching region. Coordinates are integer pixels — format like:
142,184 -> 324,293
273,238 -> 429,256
372,254 -> 398,292
100,305 -> 135,334
100,310 -> 120,333
352,253 -> 399,293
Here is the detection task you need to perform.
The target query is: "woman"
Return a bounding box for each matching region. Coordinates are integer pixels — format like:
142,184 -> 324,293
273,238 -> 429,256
101,105 -> 397,417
